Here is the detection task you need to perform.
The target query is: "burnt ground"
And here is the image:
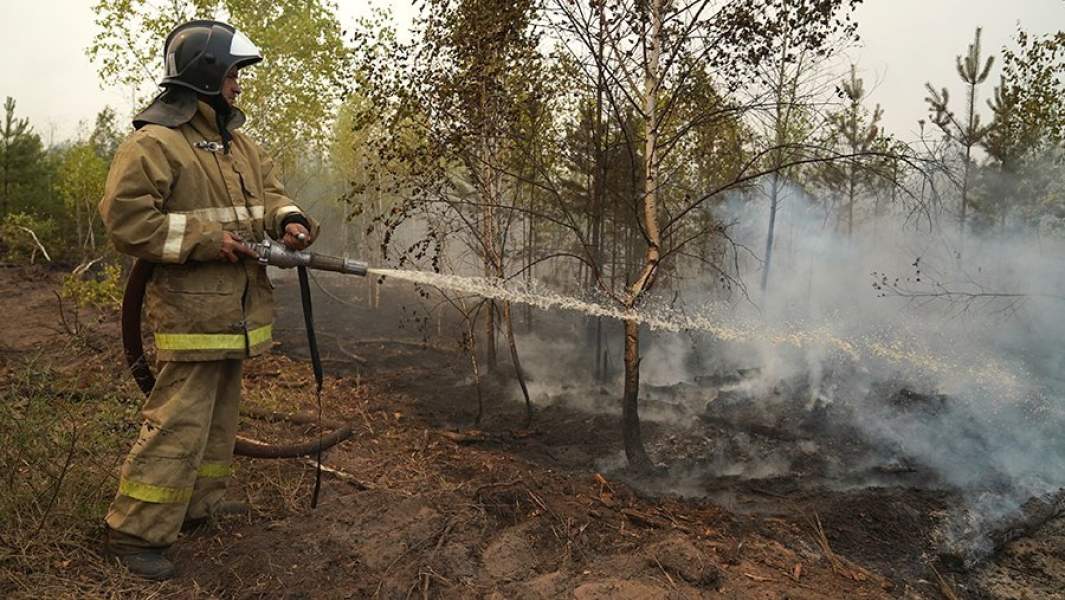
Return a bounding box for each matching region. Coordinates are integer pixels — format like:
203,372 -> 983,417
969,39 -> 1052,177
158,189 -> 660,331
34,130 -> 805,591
2,265 -> 1064,599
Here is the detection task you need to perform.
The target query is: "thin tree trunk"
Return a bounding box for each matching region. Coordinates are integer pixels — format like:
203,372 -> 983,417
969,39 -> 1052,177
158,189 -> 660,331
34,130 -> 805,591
761,173 -> 780,294
501,300 -> 532,426
622,318 -> 650,468
465,313 -> 484,425
960,144 -> 972,255
592,1 -> 607,380
481,164 -> 498,371
848,164 -> 856,237
620,0 -> 664,472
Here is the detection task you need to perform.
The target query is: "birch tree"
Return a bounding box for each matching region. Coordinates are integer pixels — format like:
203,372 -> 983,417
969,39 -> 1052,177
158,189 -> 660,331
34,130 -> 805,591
552,0 -> 864,469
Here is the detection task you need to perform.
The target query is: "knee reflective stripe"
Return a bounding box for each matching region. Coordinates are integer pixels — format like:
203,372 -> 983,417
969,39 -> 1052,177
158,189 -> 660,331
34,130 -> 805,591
155,325 -> 272,351
119,478 -> 194,504
197,462 -> 232,478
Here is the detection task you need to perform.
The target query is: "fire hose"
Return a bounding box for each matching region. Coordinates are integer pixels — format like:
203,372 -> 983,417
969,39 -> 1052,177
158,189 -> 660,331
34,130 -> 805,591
122,237 -> 368,505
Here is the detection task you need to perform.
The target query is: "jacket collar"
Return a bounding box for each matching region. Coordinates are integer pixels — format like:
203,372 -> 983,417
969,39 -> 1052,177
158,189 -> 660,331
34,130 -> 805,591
131,85 -> 247,133
190,100 -> 247,140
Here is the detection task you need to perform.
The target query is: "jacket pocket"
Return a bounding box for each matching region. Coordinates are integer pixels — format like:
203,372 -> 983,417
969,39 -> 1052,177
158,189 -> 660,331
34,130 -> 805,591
158,262 -> 239,295
234,159 -> 261,199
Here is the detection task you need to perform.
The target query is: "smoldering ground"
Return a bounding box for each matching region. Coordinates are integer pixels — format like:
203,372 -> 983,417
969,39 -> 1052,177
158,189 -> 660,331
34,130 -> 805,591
504,181 -> 1065,567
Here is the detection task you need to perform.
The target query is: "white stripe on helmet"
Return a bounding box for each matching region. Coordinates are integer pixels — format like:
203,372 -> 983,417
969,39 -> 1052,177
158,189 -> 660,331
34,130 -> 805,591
229,30 -> 261,58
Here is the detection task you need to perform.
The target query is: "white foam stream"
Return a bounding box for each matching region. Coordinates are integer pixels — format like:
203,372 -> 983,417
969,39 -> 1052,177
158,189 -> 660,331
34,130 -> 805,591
368,268 -> 1024,395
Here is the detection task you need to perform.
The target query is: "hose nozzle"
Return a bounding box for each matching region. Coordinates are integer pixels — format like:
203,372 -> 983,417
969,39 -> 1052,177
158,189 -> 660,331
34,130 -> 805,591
244,238 -> 368,276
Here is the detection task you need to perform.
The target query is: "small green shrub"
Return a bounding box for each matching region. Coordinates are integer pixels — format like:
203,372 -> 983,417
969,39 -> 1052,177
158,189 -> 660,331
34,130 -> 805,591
60,263 -> 123,310
0,212 -> 58,264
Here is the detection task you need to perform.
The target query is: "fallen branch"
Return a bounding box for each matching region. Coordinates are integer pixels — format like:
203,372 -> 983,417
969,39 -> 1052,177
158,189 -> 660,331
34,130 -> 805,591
15,226 -> 52,263
936,489 -> 1065,570
929,562 -> 960,600
808,512 -> 869,582
71,257 -> 103,277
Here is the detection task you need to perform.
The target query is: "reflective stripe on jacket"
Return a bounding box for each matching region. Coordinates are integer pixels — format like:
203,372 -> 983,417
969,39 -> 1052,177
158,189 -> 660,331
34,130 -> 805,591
100,101 -> 318,361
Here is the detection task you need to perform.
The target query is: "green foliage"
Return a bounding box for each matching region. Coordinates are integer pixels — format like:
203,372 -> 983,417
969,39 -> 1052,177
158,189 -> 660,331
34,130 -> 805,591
60,263 -> 124,310
87,0 -> 351,176
815,65 -> 893,234
56,143 -> 109,254
0,212 -> 58,264
0,102 -> 122,264
970,26 -> 1065,231
89,106 -> 122,161
923,27 -> 997,236
997,28 -> 1065,152
0,97 -> 50,217
349,0 -> 552,270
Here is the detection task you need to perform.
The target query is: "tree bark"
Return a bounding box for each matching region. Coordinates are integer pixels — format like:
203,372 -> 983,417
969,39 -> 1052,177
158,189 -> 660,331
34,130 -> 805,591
761,172 -> 780,294
622,318 -> 651,469
481,159 -> 498,371
619,0 -> 665,472
501,299 -> 533,426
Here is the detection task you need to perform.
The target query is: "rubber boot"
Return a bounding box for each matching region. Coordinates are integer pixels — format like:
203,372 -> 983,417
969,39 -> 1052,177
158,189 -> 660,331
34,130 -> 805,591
113,550 -> 176,581
105,528 -> 176,581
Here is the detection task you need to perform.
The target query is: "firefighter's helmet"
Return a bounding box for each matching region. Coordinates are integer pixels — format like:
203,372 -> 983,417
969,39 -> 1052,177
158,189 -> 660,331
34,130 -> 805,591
160,20 -> 262,95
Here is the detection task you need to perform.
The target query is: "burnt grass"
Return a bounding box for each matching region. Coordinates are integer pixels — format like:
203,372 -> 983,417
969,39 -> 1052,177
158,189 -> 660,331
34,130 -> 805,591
1,265 -> 1062,598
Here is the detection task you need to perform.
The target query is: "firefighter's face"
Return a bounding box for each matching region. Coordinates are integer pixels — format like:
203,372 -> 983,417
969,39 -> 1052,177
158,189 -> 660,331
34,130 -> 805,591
222,68 -> 241,106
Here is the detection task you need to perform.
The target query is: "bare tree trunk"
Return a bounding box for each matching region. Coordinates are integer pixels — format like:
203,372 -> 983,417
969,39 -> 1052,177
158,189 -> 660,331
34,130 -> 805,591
481,161 -> 498,371
959,75 -> 979,254
524,185 -> 534,331
959,144 -> 972,256
501,300 -> 532,426
622,318 -> 650,469
620,0 -> 664,472
761,172 -> 780,294
465,312 -> 485,425
847,163 -> 856,237
87,200 -> 97,251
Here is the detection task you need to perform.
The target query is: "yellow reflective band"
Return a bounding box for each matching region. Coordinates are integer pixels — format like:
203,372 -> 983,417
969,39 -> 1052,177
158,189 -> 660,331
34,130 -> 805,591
155,325 -> 272,352
197,462 -> 232,478
119,478 -> 193,504
248,324 -> 272,347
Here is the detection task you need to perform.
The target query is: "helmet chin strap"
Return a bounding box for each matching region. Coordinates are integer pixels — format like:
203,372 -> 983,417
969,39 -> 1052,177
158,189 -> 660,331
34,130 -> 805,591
204,93 -> 234,153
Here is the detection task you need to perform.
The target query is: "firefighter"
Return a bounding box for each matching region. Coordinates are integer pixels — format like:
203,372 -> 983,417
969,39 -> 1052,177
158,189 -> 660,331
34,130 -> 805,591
98,20 -> 317,580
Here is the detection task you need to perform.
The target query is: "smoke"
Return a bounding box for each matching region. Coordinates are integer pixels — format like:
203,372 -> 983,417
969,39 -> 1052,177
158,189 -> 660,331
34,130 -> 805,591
361,174 -> 1065,565
702,182 -> 1065,565
503,180 -> 1065,565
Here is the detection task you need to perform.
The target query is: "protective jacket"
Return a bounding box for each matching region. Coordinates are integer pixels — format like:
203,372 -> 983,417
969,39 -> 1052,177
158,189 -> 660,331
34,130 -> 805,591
100,100 -> 317,361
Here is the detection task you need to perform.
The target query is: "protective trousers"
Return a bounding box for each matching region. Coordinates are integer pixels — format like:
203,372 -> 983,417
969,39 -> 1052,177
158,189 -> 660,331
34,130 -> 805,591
106,359 -> 242,549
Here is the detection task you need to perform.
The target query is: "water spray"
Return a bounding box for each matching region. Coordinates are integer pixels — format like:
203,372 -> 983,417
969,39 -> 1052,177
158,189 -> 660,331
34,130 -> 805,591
367,268 -> 1023,394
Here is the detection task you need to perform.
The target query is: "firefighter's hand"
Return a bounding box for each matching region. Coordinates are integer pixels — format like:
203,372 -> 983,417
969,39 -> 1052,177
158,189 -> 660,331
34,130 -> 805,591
282,223 -> 313,251
220,231 -> 256,263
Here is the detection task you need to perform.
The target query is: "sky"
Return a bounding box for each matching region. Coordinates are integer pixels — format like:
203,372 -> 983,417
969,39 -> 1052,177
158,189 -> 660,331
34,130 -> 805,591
1,0 -> 1063,145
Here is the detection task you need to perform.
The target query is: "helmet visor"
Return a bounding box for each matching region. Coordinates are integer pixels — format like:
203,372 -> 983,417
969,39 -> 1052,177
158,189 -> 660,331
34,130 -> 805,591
230,30 -> 261,58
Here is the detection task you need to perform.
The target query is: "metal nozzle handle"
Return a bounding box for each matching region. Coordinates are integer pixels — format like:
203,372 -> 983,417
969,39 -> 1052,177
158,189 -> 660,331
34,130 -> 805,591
245,238 -> 367,276
308,252 -> 368,276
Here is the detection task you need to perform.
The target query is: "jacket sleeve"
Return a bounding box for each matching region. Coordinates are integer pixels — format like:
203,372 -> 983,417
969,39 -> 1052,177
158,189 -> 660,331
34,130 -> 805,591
258,146 -> 321,240
99,130 -> 223,263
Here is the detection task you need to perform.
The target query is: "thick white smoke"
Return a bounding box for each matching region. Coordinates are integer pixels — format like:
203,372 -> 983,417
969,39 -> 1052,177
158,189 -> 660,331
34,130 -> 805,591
709,182 -> 1065,565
